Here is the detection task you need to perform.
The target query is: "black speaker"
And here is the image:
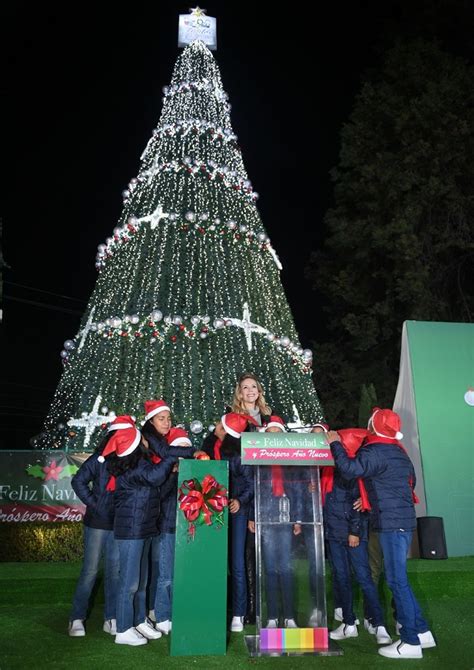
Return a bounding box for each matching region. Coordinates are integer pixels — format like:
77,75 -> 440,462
417,516 -> 448,559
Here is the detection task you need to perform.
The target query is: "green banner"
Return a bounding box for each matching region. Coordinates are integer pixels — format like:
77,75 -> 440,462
241,431 -> 333,465
0,451 -> 86,522
171,460 -> 229,656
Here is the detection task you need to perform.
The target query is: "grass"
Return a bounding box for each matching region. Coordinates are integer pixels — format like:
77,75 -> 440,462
0,558 -> 473,670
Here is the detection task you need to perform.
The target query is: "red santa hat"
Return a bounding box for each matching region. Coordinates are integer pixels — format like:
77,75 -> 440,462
368,407 -> 403,440
312,422 -> 329,432
98,415 -> 141,462
143,399 -> 170,423
265,415 -> 286,431
221,412 -> 251,439
166,427 -> 192,447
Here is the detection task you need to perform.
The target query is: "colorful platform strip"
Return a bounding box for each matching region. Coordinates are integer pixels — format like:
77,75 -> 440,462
260,627 -> 328,651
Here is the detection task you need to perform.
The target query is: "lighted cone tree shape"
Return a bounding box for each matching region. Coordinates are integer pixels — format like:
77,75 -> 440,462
39,40 -> 324,450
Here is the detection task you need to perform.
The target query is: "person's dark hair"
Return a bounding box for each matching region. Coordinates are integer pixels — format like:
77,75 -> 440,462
142,420 -> 161,440
220,433 -> 241,457
105,442 -> 149,476
94,429 -> 112,455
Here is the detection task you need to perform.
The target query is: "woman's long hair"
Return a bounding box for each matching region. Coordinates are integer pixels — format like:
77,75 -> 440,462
231,372 -> 271,416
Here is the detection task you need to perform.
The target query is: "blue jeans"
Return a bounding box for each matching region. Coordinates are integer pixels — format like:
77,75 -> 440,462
328,538 -> 385,626
230,512 -> 248,616
116,537 -> 151,633
149,534 -> 160,610
70,525 -> 119,621
261,525 -> 295,620
379,531 -> 429,645
154,532 -> 176,621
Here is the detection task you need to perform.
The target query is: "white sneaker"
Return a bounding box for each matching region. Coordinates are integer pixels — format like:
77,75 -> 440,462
103,619 -> 117,635
265,619 -> 279,628
68,619 -> 85,637
334,607 -> 343,622
148,609 -> 156,623
308,608 -> 321,627
230,616 -> 244,632
378,640 -> 422,659
115,627 -> 148,646
284,618 -> 298,628
334,608 -> 359,624
418,630 -> 436,649
375,626 -> 392,645
364,618 -> 376,634
135,619 -> 162,640
155,619 -> 172,635
330,623 -> 358,640
395,620 -> 402,634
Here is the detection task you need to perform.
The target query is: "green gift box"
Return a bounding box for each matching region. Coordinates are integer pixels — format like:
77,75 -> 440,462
171,460 -> 229,656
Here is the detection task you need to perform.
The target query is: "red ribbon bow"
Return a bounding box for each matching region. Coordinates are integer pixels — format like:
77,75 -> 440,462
178,475 -> 229,540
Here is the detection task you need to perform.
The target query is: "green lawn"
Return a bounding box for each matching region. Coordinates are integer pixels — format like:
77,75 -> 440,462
0,558 -> 473,670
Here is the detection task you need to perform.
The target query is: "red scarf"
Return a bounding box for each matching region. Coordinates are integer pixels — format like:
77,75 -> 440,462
214,438 -> 222,460
363,434 -> 419,503
271,465 -> 285,497
106,475 -> 116,492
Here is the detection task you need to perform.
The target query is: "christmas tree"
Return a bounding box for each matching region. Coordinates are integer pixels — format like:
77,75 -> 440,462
38,39 -> 324,451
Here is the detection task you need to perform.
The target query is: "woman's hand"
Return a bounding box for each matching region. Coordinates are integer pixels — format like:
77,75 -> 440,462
248,520 -> 255,533
327,430 -> 340,443
293,523 -> 302,536
172,463 -> 179,473
348,534 -> 359,547
229,498 -> 241,514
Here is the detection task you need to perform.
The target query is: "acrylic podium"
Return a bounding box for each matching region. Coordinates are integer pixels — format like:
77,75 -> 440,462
241,431 -> 343,657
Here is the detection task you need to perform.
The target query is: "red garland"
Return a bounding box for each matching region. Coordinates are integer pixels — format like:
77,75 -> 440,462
178,474 -> 228,540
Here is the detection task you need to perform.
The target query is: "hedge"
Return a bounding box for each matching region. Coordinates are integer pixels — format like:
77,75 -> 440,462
0,523 -> 84,562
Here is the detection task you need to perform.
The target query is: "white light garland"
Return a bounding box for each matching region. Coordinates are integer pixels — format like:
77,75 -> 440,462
94,209 -> 282,271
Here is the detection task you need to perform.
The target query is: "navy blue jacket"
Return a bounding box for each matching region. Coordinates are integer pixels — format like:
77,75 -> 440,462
202,434 -> 254,516
145,432 -> 196,534
71,453 -> 115,530
113,456 -> 176,540
330,439 -> 417,532
323,470 -> 367,542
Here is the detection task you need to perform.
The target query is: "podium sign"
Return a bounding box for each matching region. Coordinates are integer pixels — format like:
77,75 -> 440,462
241,431 -> 334,466
171,460 -> 229,656
242,433 -> 342,657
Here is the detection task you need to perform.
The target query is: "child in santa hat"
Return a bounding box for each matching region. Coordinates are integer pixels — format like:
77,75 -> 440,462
202,411 -> 255,633
248,415 -> 301,629
322,427 -> 391,645
102,415 -> 177,646
328,408 -> 436,660
68,424 -> 121,637
140,399 -> 205,634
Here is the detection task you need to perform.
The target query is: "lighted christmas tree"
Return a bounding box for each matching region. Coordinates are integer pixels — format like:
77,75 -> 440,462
38,38 -> 324,450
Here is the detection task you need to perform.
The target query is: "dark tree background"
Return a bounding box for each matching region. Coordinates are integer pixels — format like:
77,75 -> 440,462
307,37 -> 474,425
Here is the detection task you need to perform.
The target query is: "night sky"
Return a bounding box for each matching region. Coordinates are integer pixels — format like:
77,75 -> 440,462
2,1 -> 469,447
